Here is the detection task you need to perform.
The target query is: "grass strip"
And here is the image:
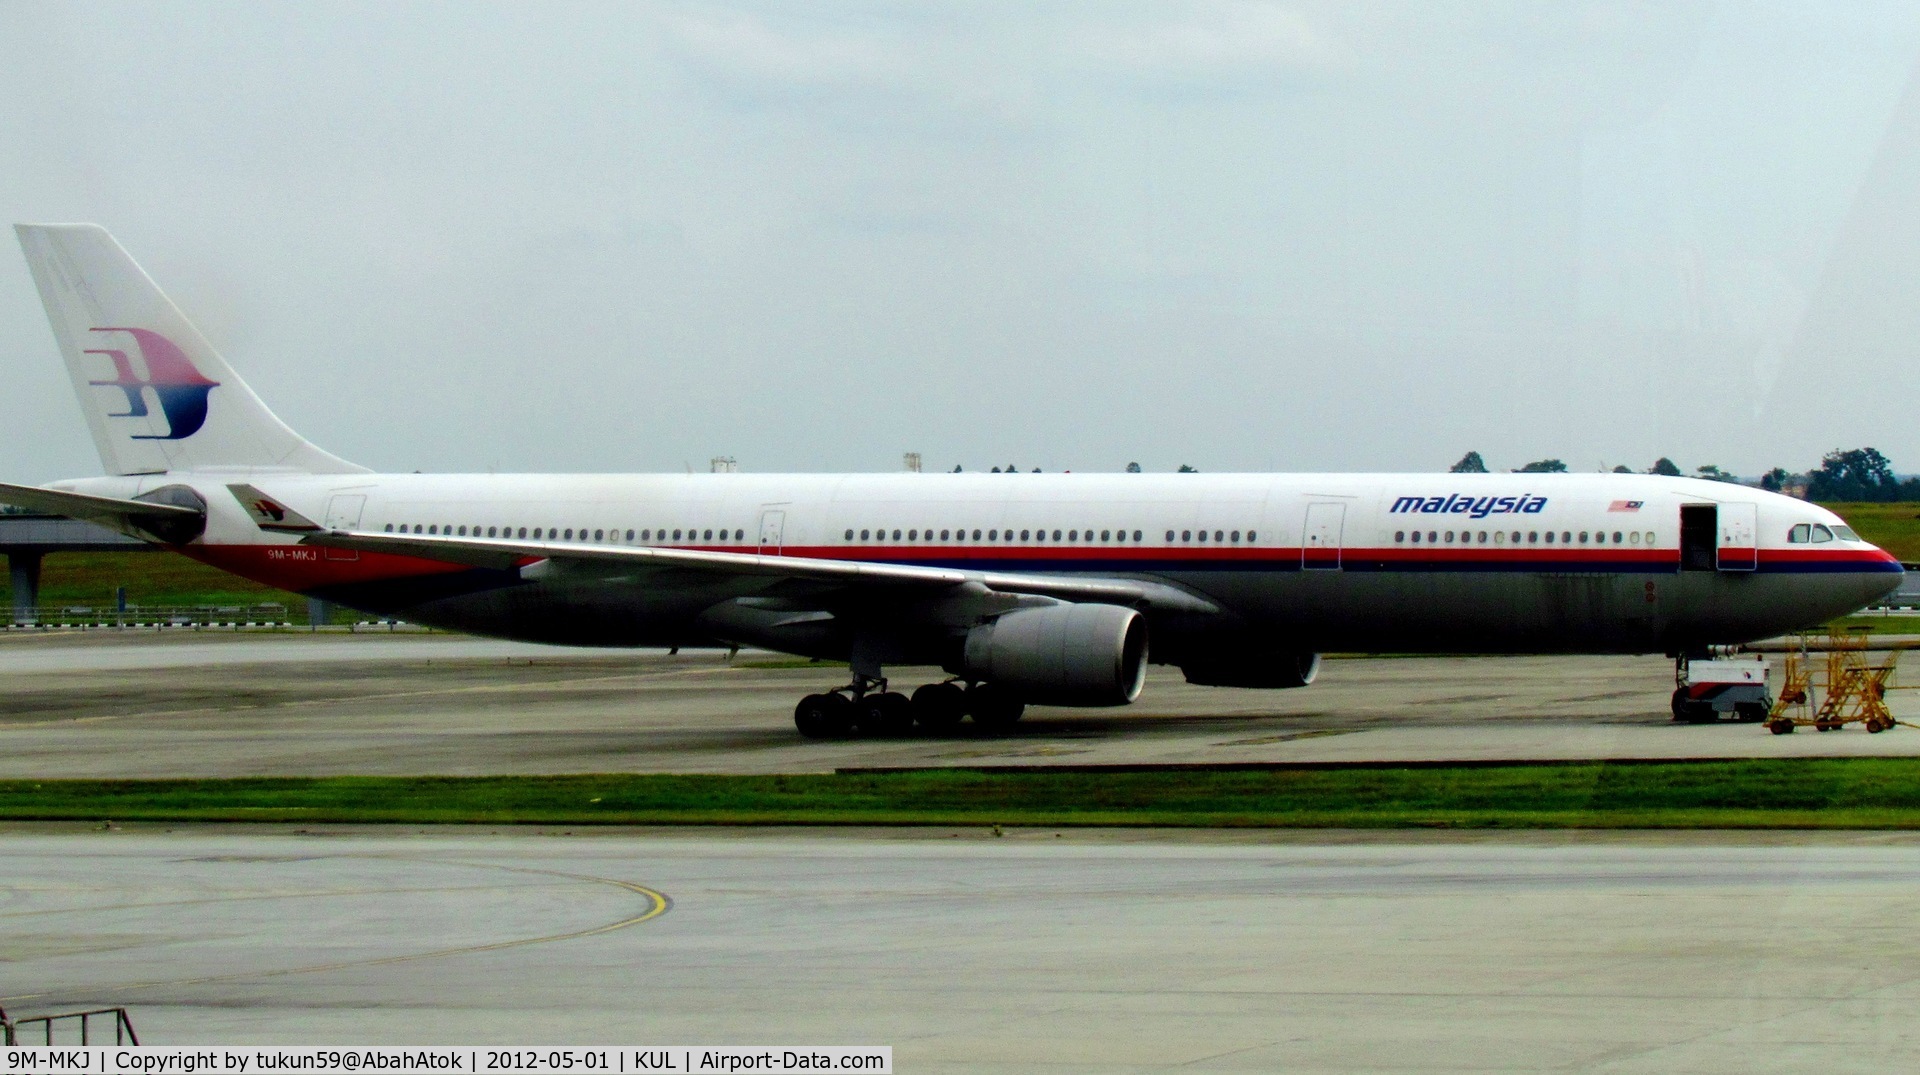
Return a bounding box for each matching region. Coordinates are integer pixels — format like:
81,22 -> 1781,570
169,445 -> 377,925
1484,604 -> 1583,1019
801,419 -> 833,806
7,759 -> 1920,828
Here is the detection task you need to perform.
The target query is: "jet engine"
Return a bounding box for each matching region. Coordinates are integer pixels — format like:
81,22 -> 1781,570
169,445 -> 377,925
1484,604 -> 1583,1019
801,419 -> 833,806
959,603 -> 1148,706
1179,648 -> 1320,689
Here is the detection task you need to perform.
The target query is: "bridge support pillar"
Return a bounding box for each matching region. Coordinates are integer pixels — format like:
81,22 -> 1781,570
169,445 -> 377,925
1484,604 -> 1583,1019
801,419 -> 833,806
7,552 -> 42,626
307,597 -> 333,630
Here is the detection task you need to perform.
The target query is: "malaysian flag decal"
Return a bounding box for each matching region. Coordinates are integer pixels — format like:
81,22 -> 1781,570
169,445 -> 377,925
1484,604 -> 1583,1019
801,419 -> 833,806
1608,500 -> 1644,512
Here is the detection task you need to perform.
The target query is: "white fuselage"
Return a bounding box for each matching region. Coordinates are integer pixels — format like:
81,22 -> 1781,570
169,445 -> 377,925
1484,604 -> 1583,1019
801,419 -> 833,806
61,469 -> 1903,662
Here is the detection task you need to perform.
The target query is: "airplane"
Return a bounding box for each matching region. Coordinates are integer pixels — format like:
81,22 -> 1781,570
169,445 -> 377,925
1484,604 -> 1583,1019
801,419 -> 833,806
3,224 -> 1904,737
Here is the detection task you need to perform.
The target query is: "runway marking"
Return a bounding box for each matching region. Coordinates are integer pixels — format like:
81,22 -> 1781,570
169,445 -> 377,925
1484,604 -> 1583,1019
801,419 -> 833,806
0,857 -> 671,1006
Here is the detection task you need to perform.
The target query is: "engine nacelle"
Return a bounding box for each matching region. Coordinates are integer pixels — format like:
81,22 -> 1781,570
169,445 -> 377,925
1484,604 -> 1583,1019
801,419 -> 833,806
1180,649 -> 1320,689
961,603 -> 1148,707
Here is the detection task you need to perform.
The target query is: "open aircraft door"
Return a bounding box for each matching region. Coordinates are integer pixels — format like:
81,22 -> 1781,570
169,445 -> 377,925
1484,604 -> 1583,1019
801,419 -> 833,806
1717,502 -> 1757,571
1302,502 -> 1344,570
322,494 -> 365,561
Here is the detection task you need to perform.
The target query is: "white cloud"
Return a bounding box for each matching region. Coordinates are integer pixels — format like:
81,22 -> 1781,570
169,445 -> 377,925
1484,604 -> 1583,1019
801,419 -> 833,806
658,8 -> 913,89
1069,1 -> 1349,79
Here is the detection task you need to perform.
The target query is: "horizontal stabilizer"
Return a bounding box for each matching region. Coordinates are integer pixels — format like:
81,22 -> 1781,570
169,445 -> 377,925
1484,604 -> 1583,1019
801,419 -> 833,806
0,480 -> 205,545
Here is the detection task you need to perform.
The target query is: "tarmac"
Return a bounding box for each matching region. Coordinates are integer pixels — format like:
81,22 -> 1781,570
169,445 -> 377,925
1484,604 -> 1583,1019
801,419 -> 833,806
1,630 -> 1918,777
3,827 -> 1918,1070
4,630 -> 1919,1067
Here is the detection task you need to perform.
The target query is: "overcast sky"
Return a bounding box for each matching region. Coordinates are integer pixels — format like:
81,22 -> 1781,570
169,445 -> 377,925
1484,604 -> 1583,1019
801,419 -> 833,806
4,2 -> 1920,482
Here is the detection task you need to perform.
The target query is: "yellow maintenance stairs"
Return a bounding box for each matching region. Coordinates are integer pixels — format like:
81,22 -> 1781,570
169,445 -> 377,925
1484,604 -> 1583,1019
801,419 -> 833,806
1763,630 -> 1912,734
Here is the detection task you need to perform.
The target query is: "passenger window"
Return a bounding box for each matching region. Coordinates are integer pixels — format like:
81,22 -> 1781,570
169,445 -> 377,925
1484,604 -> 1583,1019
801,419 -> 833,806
592,529 -> 603,541
1628,531 -> 1639,545
1197,530 -> 1208,542
1789,523 -> 1811,543
909,529 -> 918,541
1493,531 -> 1505,545
972,529 -> 982,540
1511,531 -> 1520,543
384,524 -> 394,532
1612,531 -> 1622,543
1478,531 -> 1488,544
1230,530 -> 1240,542
699,529 -> 709,540
1427,531 -> 1437,543
1644,531 -> 1655,544
1053,530 -> 1062,541
1541,532 -> 1551,543
428,525 -> 439,535
1021,530 -> 1031,540
1812,524 -> 1834,543
486,526 -> 496,538
1444,531 -> 1454,544
1562,532 -> 1571,544
1578,532 -> 1588,544
1411,531 -> 1421,543
845,529 -> 854,540
672,529 -> 681,540
1099,530 -> 1110,541
1396,531 -> 1406,543
940,529 -> 950,540
563,529 -> 573,540
1036,530 -> 1047,542
1246,530 -> 1255,541
1168,530 -> 1177,541
888,529 -> 899,540
641,530 -> 650,541
1182,530 -> 1192,541
988,530 -> 997,540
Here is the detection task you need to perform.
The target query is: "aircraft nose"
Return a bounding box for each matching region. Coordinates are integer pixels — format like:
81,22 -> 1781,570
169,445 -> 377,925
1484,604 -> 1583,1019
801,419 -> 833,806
1855,545 -> 1906,609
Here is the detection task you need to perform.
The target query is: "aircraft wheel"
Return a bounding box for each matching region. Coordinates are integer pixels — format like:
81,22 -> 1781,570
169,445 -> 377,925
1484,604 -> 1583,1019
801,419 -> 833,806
1670,689 -> 1690,722
911,682 -> 966,733
968,683 -> 1026,732
794,693 -> 853,739
857,692 -> 915,737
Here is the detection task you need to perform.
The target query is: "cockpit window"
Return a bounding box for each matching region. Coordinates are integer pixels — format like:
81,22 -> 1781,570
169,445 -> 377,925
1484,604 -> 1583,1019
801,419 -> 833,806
1811,524 -> 1834,543
1789,523 -> 1811,543
1832,524 -> 1861,541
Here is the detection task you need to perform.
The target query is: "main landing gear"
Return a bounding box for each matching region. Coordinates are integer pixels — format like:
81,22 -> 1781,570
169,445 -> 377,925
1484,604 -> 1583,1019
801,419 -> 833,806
793,675 -> 1027,739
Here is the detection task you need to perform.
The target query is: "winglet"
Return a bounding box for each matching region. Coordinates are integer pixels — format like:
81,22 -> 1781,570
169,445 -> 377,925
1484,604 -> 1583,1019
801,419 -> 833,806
227,484 -> 322,532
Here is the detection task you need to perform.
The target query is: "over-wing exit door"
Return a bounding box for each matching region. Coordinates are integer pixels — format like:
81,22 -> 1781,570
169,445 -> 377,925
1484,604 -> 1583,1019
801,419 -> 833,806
1303,503 -> 1344,570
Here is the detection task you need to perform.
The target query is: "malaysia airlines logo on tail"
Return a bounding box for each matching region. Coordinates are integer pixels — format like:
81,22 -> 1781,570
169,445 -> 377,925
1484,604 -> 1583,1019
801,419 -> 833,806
83,327 -> 220,440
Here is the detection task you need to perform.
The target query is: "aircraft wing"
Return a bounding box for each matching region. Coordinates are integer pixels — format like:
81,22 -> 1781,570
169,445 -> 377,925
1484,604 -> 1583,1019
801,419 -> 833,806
298,528 -> 1218,614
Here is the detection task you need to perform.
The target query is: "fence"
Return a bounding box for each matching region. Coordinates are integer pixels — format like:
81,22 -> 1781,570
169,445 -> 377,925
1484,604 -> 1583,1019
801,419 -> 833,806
5,604 -> 409,630
0,1005 -> 140,1046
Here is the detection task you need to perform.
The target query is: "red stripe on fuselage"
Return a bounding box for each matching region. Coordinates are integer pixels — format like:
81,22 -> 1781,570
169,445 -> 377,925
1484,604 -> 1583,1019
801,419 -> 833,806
182,544 -> 490,594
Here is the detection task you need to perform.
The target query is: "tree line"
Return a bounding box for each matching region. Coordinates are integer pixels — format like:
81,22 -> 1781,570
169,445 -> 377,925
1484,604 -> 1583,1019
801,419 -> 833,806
1448,447 -> 1920,501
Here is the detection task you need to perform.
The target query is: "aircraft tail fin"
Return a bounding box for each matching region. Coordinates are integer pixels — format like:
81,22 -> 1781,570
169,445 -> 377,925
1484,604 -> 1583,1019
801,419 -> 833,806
14,224 -> 366,476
